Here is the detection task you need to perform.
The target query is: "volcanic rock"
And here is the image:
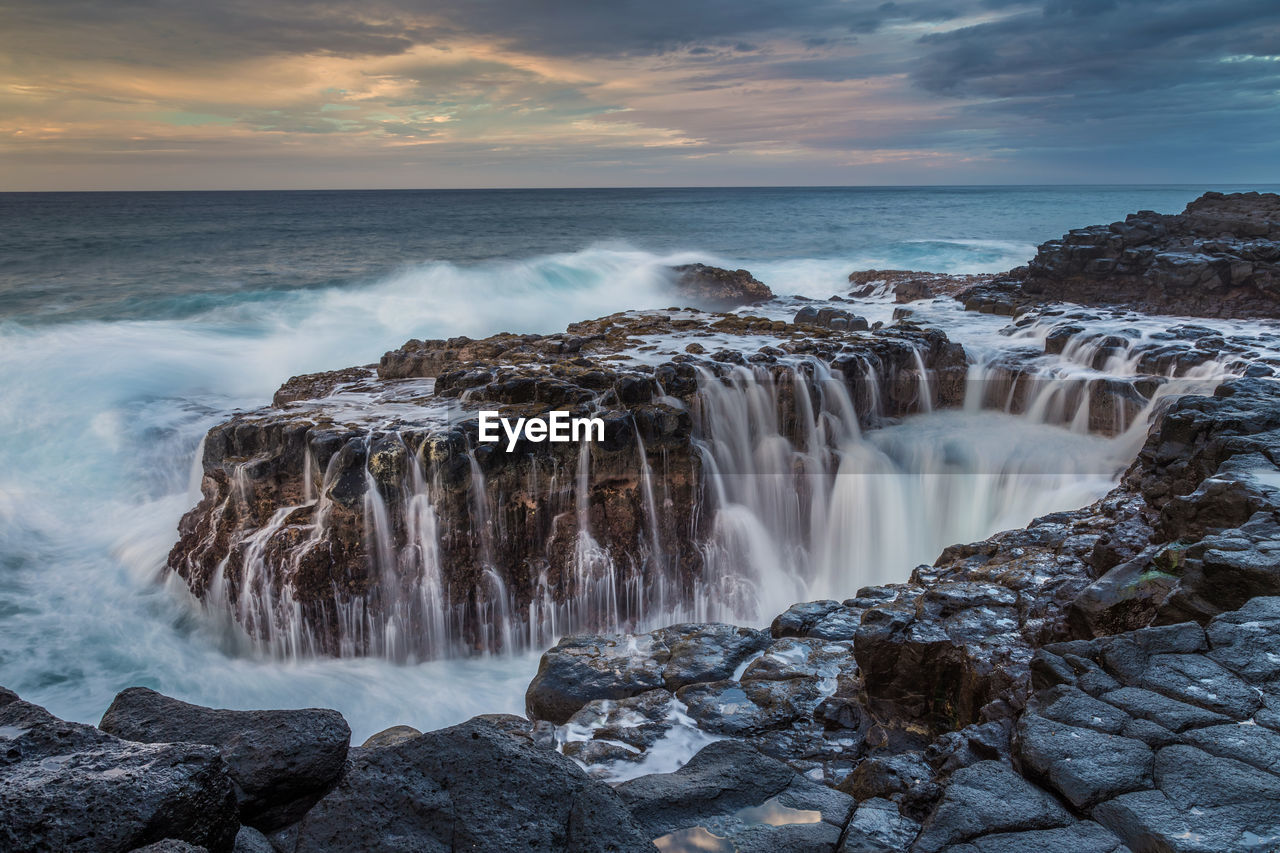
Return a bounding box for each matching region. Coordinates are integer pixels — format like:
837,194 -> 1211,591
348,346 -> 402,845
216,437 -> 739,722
0,691 -> 239,853
99,687 -> 350,831
278,717 -> 649,852
670,263 -> 774,308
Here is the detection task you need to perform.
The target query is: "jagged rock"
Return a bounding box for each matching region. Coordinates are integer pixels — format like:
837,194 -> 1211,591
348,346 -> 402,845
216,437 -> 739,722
838,797 -> 921,852
659,623 -> 774,689
846,270 -> 993,302
132,843 -> 209,853
837,751 -> 939,821
526,623 -> 769,724
0,692 -> 239,853
1205,595 -> 1280,681
1016,714 -> 1153,808
771,600 -> 866,641
853,582 -> 1025,736
99,687 -> 350,832
678,677 -> 825,736
794,305 -> 870,331
911,761 -> 1073,853
616,740 -> 853,852
526,633 -> 667,724
168,306 -> 963,660
1011,601 -> 1280,851
963,192 -> 1280,318
280,717 -> 649,852
670,263 -> 774,308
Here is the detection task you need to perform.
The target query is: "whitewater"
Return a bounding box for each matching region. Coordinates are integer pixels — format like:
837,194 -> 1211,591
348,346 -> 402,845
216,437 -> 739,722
0,186 -> 1244,740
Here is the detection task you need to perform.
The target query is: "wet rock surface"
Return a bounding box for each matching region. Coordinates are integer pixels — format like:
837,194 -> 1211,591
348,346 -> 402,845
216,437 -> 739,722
617,739 -> 854,853
960,192 -> 1280,319
517,373 -> 1280,851
168,302 -> 967,659
526,623 -> 771,723
670,263 -> 774,309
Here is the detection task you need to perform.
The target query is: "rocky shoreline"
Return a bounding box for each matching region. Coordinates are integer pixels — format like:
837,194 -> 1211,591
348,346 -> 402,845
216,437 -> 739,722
5,192 -> 1280,852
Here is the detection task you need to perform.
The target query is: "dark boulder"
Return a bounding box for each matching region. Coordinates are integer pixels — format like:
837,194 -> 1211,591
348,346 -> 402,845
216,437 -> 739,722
911,761 -> 1073,853
280,717 -> 649,852
0,692 -> 239,853
525,623 -> 769,724
671,263 -> 773,309
99,687 -> 350,832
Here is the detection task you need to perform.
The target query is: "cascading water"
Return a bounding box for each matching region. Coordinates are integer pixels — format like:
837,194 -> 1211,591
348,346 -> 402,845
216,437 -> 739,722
194,317 -> 1235,664
688,327 -> 1228,623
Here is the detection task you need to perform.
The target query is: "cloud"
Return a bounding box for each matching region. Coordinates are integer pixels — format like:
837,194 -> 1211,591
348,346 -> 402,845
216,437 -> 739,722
0,0 -> 1276,187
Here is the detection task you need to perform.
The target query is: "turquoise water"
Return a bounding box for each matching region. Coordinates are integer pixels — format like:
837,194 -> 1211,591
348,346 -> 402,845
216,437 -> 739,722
0,185 -> 1264,738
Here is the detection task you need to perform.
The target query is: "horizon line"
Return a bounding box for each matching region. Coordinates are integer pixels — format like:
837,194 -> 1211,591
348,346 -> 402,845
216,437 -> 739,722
3,182 -> 1279,195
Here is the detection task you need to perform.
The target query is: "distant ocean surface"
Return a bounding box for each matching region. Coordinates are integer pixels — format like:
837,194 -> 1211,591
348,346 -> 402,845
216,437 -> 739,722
0,185 -> 1267,739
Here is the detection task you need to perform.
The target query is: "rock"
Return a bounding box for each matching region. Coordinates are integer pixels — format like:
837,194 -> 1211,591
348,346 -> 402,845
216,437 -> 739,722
1016,714 -> 1153,808
1206,596 -> 1280,681
838,797 -> 920,852
1100,686 -> 1230,732
526,633 -> 667,724
854,582 -> 1024,735
793,306 -> 870,332
677,677 -> 824,736
359,724 -> 420,749
1181,722 -> 1280,775
1091,746 -> 1280,851
911,761 -> 1073,853
616,740 -> 853,851
132,843 -> 209,853
232,826 -> 274,853
1141,651 -> 1262,717
99,687 -> 350,832
949,821 -> 1127,853
284,717 -> 649,852
846,270 -> 992,302
658,624 -> 773,690
771,600 -> 844,637
0,693 -> 239,853
671,263 -> 774,309
526,624 -> 769,724
562,689 -> 677,766
986,192 -> 1280,318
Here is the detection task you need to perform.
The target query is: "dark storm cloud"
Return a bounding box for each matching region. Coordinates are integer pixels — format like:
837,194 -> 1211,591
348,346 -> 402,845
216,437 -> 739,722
914,0 -> 1280,102
0,0 -> 958,66
423,0 -> 957,57
900,0 -> 1280,166
0,0 -> 437,65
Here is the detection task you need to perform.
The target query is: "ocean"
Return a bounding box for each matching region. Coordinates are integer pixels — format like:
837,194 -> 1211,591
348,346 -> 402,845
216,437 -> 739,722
0,185 -> 1259,740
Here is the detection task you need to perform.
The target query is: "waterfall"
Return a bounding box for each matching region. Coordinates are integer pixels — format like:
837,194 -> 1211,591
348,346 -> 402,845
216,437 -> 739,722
690,332 -> 1227,622
197,320 -> 1237,661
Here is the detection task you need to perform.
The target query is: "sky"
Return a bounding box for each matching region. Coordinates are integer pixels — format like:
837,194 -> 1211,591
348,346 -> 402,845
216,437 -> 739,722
1,0 -> 1278,190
